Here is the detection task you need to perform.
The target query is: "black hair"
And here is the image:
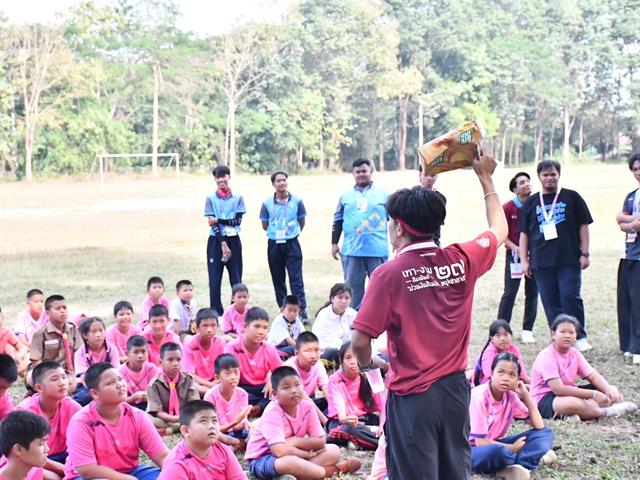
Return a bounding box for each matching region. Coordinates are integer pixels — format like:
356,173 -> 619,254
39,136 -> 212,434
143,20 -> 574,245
44,295 -> 65,311
0,410 -> 50,457
270,365 -> 300,390
628,153 -> 640,170
295,331 -> 320,350
84,362 -> 115,391
536,160 -> 561,175
473,320 -> 513,386
281,295 -> 300,309
195,308 -> 219,328
491,351 -> 521,376
159,342 -> 181,359
26,289 -> 44,299
176,279 -> 192,291
245,306 -> 269,325
179,400 -> 217,427
78,317 -> 111,366
148,304 -> 169,318
338,342 -> 375,411
508,172 -> 531,192
270,170 -> 288,183
352,157 -> 371,169
386,186 -> 446,239
113,300 -> 134,316
213,165 -> 231,178
231,283 -> 249,300
316,283 -> 353,317
31,361 -> 64,386
550,314 -> 580,332
146,276 -> 164,290
0,354 -> 18,383
214,353 -> 240,374
126,335 -> 148,352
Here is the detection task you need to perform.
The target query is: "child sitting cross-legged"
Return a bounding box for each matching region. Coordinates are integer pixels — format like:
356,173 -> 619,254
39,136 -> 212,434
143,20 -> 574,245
182,309 -> 225,394
157,400 -> 247,480
244,366 -> 362,480
119,335 -> 159,411
143,305 -> 181,366
0,410 -> 51,480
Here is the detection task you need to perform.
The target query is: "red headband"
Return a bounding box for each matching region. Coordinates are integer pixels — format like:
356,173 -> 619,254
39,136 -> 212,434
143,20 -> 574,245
394,217 -> 432,239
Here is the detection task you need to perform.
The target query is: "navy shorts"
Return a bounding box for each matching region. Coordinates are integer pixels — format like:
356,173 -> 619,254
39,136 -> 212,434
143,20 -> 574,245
538,392 -> 556,419
248,454 -> 278,480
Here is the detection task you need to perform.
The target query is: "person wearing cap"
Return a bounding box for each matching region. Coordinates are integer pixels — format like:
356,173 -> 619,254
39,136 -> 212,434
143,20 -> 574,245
497,171 -> 539,343
351,150 -> 508,479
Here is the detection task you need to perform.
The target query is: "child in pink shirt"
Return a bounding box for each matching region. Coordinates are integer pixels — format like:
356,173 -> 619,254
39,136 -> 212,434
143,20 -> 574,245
139,277 -> 171,329
0,411 -> 50,480
64,362 -> 169,480
119,335 -> 159,411
222,283 -> 250,341
224,307 -> 282,415
245,366 -> 361,480
14,289 -> 47,347
0,354 -> 17,421
157,400 -> 247,480
144,305 -> 181,365
531,314 -> 637,421
106,301 -> 141,362
182,309 -> 225,393
469,352 -> 554,478
472,320 -> 530,386
0,307 -> 28,376
17,361 -> 81,478
326,342 -> 383,451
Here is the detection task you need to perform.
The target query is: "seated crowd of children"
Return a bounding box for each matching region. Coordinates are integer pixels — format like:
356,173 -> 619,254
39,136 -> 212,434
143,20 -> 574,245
0,277 -> 637,480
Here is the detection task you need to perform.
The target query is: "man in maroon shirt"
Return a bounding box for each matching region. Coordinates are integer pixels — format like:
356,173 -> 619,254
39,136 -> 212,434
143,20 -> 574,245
352,152 -> 507,480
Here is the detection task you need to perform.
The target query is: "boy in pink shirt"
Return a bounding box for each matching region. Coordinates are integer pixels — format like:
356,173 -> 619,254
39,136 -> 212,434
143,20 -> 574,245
157,400 -> 247,480
106,301 -> 141,362
221,284 -> 250,341
64,362 -> 168,480
0,411 -> 50,480
245,366 -> 361,480
224,307 -> 282,415
139,277 -> 171,329
0,355 -> 17,421
284,332 -> 329,412
14,289 -> 47,347
182,309 -> 225,393
119,336 -> 159,411
143,305 -> 181,365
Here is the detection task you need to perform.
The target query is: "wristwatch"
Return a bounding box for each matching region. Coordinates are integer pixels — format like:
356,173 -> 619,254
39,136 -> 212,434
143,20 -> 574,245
580,251 -> 590,258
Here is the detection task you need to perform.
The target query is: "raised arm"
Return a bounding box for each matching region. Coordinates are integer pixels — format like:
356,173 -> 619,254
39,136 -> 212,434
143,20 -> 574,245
472,150 -> 508,245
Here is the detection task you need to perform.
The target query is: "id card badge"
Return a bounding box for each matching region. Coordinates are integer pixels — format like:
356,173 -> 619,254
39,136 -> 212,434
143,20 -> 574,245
364,368 -> 385,394
357,197 -> 368,213
510,262 -> 523,279
224,227 -> 238,237
275,228 -> 287,244
542,222 -> 558,241
627,231 -> 638,243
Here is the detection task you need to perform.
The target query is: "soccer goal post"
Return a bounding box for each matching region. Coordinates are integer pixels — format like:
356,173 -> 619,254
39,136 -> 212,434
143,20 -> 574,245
95,153 -> 180,184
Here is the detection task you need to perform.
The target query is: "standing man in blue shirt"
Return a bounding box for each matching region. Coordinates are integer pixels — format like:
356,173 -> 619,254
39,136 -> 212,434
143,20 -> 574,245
331,158 -> 389,310
204,165 -> 246,315
260,171 -> 308,319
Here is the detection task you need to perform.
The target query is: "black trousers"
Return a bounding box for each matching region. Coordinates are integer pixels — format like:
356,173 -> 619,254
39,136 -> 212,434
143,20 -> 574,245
617,259 -> 640,354
267,237 -> 307,313
207,235 -> 243,315
497,253 -> 539,331
386,372 -> 471,480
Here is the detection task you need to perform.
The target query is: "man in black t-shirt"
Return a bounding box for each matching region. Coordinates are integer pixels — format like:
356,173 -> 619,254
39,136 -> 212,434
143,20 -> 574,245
519,160 -> 594,352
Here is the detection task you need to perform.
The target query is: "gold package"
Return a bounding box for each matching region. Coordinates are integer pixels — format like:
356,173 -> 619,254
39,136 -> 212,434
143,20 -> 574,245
418,120 -> 485,175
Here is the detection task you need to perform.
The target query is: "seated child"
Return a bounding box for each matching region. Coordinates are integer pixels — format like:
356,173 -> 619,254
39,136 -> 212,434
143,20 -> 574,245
147,343 -> 199,434
169,280 -> 198,342
284,332 -> 330,413
139,277 -> 171,329
182,309 -> 225,392
119,336 -> 159,411
14,289 -> 47,348
106,301 -> 141,363
204,354 -> 251,451
30,295 -> 83,392
73,317 -> 119,406
0,410 -> 50,480
472,319 -> 530,386
0,307 -> 28,376
470,352 -> 555,479
222,283 -> 251,341
268,295 -> 304,359
245,366 -> 361,480
326,342 -> 383,451
0,354 -> 18,421
157,400 -> 247,480
17,361 -> 81,479
143,305 -> 181,365
312,284 -> 357,369
224,307 -> 282,415
65,362 -> 169,480
531,314 -> 638,421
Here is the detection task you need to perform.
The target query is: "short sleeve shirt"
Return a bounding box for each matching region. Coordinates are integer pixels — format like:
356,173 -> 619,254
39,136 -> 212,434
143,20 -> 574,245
119,361 -> 159,396
260,193 -> 307,241
0,328 -> 19,354
30,321 -> 83,374
224,336 -> 282,386
204,191 -> 247,237
204,384 -> 249,427
106,324 -> 141,360
268,315 -> 304,347
146,372 -> 199,415
0,394 -> 13,421
143,330 -> 181,365
222,305 -> 249,335
14,309 -> 48,343
157,440 -> 247,480
478,343 -> 529,385
622,189 -> 640,260
503,197 -> 525,250
326,370 -> 383,419
312,306 -> 357,352
138,296 -> 171,329
283,357 -> 329,397
182,334 -> 225,381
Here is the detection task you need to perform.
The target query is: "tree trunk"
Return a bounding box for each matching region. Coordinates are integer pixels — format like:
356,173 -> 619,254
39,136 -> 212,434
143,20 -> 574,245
508,130 -> 516,166
296,144 -> 303,169
418,103 -> 424,147
24,125 -> 34,183
562,109 -> 573,165
228,96 -> 236,176
319,130 -> 324,170
549,128 -> 554,159
500,130 -> 507,164
152,64 -> 160,177
398,96 -> 409,170
223,106 -> 230,165
578,119 -> 584,160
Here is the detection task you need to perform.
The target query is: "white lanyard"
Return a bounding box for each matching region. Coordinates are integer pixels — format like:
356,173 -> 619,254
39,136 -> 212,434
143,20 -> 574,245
272,196 -> 289,225
539,187 -> 562,224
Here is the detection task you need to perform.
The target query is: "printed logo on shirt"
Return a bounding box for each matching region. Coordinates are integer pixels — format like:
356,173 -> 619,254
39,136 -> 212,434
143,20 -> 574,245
401,260 -> 466,291
536,202 -> 567,231
475,237 -> 491,248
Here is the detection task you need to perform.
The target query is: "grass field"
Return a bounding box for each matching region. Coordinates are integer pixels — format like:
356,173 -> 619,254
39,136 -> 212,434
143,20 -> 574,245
0,164 -> 639,479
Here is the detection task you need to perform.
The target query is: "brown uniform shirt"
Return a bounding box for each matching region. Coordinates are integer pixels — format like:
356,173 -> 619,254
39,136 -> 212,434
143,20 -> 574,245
30,321 -> 83,374
146,371 -> 199,415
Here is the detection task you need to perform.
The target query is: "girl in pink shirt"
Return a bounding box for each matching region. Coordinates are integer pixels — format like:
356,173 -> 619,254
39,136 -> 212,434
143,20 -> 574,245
472,320 -> 530,386
326,342 -> 383,450
222,283 -> 251,341
106,301 -> 140,362
530,314 -> 637,421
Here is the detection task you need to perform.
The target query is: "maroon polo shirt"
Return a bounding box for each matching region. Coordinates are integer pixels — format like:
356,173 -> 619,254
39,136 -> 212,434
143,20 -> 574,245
503,198 -> 524,250
353,231 -> 498,396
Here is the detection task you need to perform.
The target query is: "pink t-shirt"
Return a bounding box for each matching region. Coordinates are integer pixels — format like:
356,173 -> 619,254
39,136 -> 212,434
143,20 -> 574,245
0,458 -> 42,480
14,309 -> 48,343
469,382 -> 530,445
158,440 -> 247,480
106,324 -> 141,360
64,402 -> 166,478
530,344 -> 596,404
0,394 -> 12,421
17,395 -> 81,455
0,328 -> 19,354
139,296 -> 171,329
224,336 -> 282,386
119,362 -> 160,396
283,357 -> 329,397
478,343 -> 529,384
327,370 -> 383,419
204,384 -> 249,428
74,343 -> 120,376
222,305 -> 250,335
183,334 -> 225,381
245,399 -> 325,460
144,330 -> 181,365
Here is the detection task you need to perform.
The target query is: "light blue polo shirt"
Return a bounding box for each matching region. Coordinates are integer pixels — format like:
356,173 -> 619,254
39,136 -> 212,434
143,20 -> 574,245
334,183 -> 389,258
203,191 -> 247,237
259,193 -> 307,241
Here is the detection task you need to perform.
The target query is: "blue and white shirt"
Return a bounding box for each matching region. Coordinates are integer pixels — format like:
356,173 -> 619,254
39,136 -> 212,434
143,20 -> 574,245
259,193 -> 307,242
204,191 -> 246,237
